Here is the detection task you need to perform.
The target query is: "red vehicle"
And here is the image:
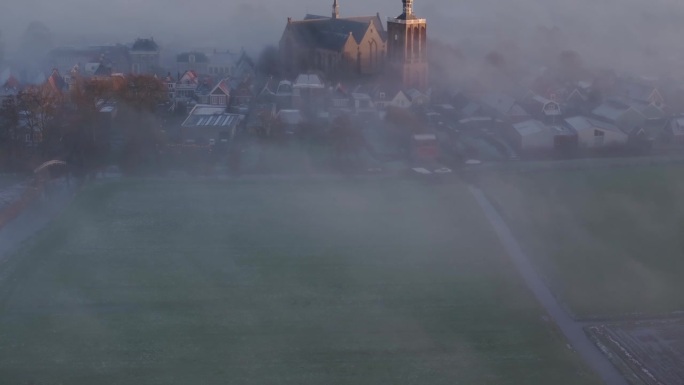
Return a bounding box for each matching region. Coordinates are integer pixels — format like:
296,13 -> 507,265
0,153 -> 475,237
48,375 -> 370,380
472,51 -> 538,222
411,134 -> 440,161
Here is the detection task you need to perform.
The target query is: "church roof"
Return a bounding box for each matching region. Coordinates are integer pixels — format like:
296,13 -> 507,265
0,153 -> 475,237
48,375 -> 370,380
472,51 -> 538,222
286,15 -> 386,52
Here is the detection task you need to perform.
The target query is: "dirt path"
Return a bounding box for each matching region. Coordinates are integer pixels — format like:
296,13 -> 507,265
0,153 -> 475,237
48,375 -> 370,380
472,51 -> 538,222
468,185 -> 628,385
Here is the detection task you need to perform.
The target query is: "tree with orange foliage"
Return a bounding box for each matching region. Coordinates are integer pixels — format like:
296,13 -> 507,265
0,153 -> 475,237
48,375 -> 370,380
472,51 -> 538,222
114,74 -> 168,174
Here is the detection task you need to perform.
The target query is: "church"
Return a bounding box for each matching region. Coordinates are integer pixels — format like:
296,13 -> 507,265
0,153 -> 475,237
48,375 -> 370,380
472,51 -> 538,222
279,0 -> 428,90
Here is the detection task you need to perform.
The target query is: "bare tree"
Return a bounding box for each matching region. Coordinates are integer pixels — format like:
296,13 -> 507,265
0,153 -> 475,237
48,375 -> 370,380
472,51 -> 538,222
0,96 -> 21,169
16,85 -> 63,151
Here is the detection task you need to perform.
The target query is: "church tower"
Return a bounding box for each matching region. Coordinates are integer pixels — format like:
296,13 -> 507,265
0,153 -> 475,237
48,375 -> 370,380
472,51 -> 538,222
386,0 -> 428,90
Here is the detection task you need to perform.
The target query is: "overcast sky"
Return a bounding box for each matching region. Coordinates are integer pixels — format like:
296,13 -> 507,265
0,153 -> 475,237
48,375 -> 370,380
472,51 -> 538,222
2,0 -> 684,74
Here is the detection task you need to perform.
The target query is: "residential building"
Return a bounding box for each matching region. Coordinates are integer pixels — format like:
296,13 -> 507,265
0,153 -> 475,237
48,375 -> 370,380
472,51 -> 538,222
618,80 -> 665,108
293,74 -> 326,114
523,94 -> 561,121
0,72 -> 20,102
387,89 -> 412,109
181,104 -> 243,144
176,52 -> 209,74
405,88 -> 429,106
564,116 -> 629,148
480,92 -> 530,123
208,49 -> 239,77
207,78 -> 231,107
351,93 -> 376,116
130,38 -> 160,75
510,119 -> 576,151
668,116 -> 684,144
230,78 -> 254,106
173,70 -> 199,102
592,100 -> 645,132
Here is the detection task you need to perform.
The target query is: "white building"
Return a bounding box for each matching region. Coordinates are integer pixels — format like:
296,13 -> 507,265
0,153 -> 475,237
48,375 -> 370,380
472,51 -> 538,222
511,119 -> 575,151
208,50 -> 239,77
565,116 -> 629,148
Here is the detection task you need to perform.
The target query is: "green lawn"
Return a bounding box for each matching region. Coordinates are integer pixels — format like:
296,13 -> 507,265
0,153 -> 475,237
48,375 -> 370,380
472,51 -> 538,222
481,166 -> 684,318
0,179 -> 598,385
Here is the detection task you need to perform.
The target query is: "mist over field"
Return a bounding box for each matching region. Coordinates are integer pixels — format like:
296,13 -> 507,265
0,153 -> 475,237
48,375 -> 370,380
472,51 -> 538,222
2,0 -> 684,75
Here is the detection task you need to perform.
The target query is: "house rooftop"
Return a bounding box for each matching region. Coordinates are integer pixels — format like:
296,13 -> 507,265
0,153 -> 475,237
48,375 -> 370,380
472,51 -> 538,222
177,52 -> 209,63
513,119 -> 573,137
294,74 -> 324,89
481,92 -> 529,117
592,100 -> 632,122
565,116 -> 623,134
182,104 -> 243,128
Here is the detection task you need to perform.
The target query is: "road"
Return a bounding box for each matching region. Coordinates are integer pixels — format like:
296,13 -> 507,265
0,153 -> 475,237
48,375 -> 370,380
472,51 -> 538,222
468,185 -> 628,385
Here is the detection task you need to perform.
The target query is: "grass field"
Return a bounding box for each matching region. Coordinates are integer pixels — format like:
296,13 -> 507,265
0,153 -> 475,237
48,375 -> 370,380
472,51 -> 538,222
0,179 -> 599,385
480,166 -> 684,318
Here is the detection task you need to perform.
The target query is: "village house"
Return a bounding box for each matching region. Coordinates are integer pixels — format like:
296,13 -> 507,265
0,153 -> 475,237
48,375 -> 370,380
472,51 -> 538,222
130,38 -> 160,75
207,78 -> 231,107
563,85 -> 591,115
329,84 -> 351,110
176,52 -> 209,75
0,71 -> 20,102
229,77 -> 255,107
181,104 -> 243,145
509,119 -> 576,151
349,84 -> 391,110
480,92 -> 530,123
351,93 -> 376,116
169,70 -> 199,103
564,116 -> 629,149
208,50 -> 239,77
386,89 -> 412,109
405,88 -> 429,107
617,80 -> 665,108
668,116 -> 684,144
522,94 -> 561,121
292,74 -> 326,114
592,100 -> 645,133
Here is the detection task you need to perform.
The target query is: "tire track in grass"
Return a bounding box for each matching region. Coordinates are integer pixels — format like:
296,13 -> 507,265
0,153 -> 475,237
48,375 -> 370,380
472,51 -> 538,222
468,185 -> 628,385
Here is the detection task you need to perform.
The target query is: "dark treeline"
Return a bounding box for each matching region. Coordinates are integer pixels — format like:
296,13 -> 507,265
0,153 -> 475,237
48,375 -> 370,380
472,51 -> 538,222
0,74 -> 167,176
